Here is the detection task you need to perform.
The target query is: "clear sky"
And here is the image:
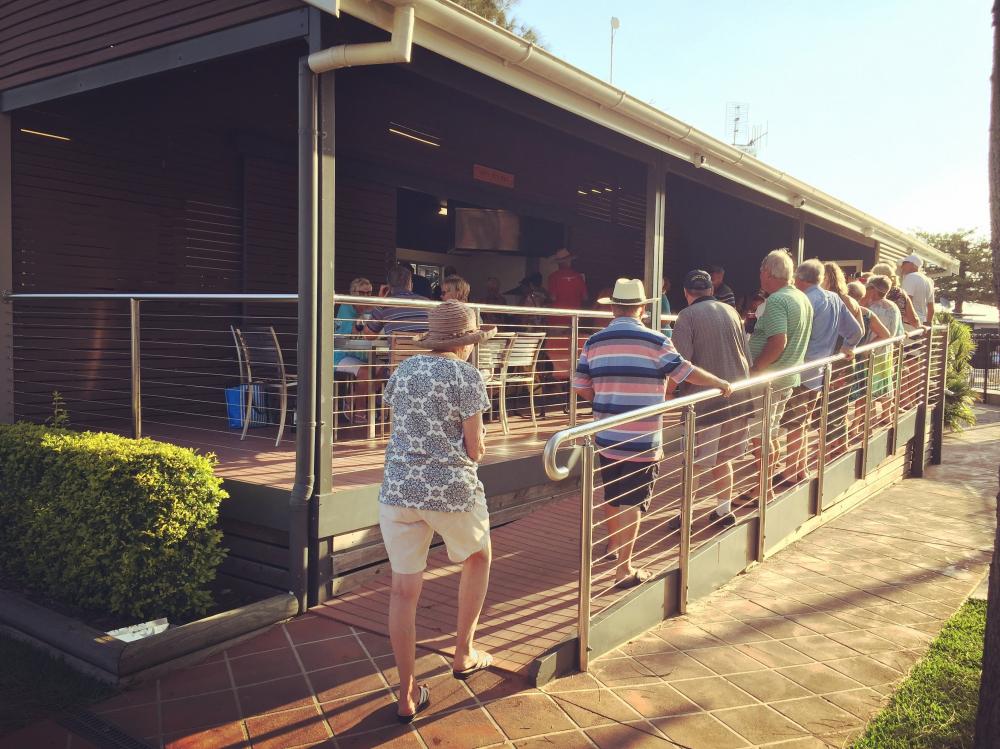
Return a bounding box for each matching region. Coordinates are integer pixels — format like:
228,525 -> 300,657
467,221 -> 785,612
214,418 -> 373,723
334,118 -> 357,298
514,0 -> 992,238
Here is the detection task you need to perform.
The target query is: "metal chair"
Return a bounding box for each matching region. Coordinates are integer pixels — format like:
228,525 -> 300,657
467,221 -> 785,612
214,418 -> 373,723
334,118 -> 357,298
233,326 -> 297,447
477,333 -> 515,433
500,332 -> 546,432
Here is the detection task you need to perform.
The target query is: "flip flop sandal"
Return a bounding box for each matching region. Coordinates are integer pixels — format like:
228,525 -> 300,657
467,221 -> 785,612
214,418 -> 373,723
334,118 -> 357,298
396,684 -> 431,724
614,568 -> 651,589
452,649 -> 494,681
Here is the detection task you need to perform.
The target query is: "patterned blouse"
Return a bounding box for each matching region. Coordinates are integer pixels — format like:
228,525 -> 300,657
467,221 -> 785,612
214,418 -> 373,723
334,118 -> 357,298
379,355 -> 491,513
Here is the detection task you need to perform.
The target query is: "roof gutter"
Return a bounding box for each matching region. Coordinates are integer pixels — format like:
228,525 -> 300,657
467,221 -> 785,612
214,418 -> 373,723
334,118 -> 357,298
342,0 -> 957,274
309,3 -> 414,72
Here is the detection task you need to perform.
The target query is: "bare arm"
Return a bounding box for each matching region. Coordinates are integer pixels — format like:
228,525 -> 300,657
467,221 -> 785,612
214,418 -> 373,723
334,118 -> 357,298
925,302 -> 935,326
574,386 -> 596,402
750,333 -> 787,373
868,312 -> 891,342
682,366 -> 733,397
901,293 -> 921,329
462,412 -> 486,462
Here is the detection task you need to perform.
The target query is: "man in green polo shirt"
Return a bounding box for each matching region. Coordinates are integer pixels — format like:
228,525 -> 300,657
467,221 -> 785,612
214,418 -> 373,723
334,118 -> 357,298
748,248 -> 813,501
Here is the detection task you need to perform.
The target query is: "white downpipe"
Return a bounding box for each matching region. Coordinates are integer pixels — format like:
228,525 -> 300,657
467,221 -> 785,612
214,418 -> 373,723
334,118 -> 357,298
360,0 -> 954,272
308,4 -> 414,73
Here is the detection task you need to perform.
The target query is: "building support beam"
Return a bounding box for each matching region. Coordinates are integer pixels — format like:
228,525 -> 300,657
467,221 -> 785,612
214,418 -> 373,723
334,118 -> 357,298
795,215 -> 805,266
0,113 -> 12,423
644,157 -> 667,328
312,69 -> 337,606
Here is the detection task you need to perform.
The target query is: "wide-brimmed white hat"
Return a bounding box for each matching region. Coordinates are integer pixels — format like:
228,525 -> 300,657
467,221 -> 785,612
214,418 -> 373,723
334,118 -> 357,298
413,300 -> 496,350
597,278 -> 656,305
901,253 -> 923,269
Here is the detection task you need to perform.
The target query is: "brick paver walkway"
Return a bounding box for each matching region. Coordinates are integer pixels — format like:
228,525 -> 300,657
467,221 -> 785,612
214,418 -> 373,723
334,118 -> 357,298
3,416 -> 996,749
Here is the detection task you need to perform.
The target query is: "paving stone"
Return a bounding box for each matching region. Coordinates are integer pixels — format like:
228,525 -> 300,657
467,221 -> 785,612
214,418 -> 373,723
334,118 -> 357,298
713,704 -> 810,744
619,633 -> 679,656
309,658 -> 386,703
747,617 -> 819,640
652,712 -> 750,748
237,674 -> 314,716
586,721 -> 680,748
486,693 -> 575,739
783,635 -> 860,662
869,648 -> 924,673
226,625 -> 290,657
669,676 -> 757,711
158,659 -> 232,701
824,656 -> 903,688
825,629 -> 897,655
590,656 -> 660,687
726,669 -> 812,702
736,639 -> 814,668
228,647 -> 302,686
283,615 -> 354,644
641,651 -> 717,681
776,664 -> 865,695
787,612 -> 857,635
335,725 -> 424,749
295,636 -> 368,671
770,696 -> 860,736
697,620 -> 772,645
415,706 -> 505,749
541,672 -> 604,693
550,689 -> 639,728
824,688 -> 886,720
162,722 -> 249,749
686,644 -> 770,675
245,705 -> 331,749
512,730 -> 596,748
613,684 -> 700,719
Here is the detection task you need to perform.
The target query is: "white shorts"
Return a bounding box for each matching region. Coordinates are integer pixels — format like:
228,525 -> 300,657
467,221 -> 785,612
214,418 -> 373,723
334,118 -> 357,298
694,419 -> 751,467
379,501 -> 491,574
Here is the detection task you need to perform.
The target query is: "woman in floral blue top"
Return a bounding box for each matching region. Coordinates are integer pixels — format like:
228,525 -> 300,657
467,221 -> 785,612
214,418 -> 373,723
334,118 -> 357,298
378,300 -> 496,722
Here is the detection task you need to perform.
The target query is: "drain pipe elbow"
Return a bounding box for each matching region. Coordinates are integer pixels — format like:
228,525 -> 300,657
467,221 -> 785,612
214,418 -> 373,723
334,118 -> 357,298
309,4 -> 415,73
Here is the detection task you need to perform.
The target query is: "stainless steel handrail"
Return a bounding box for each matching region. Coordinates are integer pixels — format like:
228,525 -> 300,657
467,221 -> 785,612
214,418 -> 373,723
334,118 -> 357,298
5,291 -> 682,322
542,328 -> 931,480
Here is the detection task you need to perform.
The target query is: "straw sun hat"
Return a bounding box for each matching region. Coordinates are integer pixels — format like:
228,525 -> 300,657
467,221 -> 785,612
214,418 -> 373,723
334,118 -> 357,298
597,278 -> 657,306
415,300 -> 496,350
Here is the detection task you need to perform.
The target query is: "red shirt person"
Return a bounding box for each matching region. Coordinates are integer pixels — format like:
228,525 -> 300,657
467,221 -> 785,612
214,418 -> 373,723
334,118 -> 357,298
545,248 -> 588,383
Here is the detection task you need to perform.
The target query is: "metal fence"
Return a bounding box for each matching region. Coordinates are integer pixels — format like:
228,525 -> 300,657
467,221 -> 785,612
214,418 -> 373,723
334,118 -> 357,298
543,325 -> 948,671
971,330 -> 1000,398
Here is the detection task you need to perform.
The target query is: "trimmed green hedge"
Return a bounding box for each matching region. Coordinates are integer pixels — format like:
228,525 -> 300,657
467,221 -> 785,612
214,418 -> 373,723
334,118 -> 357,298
0,424 -> 227,620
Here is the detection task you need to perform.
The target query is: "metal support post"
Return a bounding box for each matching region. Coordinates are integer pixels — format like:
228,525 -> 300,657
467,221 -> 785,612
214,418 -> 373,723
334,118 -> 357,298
756,383 -> 773,562
578,437 -> 595,672
890,339 -> 904,453
860,351 -> 876,476
129,298 -> 142,439
911,331 -> 935,477
930,326 -> 949,465
569,315 -> 579,427
814,363 -> 832,515
679,405 -> 696,613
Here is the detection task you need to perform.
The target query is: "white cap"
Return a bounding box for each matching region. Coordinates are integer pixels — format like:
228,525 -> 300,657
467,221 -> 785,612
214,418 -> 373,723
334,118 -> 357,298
901,254 -> 923,269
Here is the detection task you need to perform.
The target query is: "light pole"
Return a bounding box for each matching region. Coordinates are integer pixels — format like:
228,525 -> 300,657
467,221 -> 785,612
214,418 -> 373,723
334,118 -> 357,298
609,16 -> 620,84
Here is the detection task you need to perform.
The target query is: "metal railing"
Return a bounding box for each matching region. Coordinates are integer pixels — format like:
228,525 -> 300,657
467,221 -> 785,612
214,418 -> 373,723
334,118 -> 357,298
542,325 -> 948,671
4,291 -> 677,463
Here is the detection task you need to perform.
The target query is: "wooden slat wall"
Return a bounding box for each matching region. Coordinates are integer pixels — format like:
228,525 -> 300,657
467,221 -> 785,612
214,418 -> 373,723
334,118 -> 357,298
334,175 -> 396,292
0,0 -> 302,92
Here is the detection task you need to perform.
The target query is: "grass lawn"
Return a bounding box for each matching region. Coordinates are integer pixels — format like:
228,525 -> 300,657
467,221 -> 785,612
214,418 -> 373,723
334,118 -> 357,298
0,634 -> 116,736
852,599 -> 986,749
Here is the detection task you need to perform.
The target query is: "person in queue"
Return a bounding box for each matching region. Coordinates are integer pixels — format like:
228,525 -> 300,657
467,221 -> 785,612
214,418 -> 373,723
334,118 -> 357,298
334,277 -> 375,424
366,263 -> 430,337
861,275 -> 904,426
670,270 -> 751,529
780,259 -> 862,486
746,249 -> 813,503
573,278 -> 732,589
545,248 -> 588,411
900,253 -> 936,326
378,301 -> 496,722
441,274 -> 471,303
709,264 -> 737,307
846,280 -> 892,439
869,262 -> 921,330
659,274 -> 673,337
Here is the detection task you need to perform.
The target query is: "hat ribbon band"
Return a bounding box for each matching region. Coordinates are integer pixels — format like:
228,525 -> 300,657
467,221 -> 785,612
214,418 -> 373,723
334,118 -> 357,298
610,295 -> 645,304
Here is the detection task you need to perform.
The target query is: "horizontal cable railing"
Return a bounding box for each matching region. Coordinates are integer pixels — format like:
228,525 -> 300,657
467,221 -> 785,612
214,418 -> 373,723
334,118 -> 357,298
540,324 -> 947,671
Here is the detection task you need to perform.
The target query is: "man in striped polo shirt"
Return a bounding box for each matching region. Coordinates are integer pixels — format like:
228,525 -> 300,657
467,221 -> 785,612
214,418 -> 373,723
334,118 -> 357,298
574,279 -> 733,589
366,263 -> 430,337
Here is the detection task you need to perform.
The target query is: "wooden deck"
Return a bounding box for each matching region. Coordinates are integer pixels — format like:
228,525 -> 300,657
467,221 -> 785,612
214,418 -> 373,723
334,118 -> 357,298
140,408 -> 579,492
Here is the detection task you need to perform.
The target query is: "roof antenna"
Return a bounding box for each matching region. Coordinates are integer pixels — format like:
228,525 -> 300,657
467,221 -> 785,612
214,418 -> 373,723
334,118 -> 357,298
725,102 -> 768,158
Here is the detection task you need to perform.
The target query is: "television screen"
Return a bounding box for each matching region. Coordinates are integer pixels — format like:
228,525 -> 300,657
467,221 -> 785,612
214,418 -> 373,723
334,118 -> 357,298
454,208 -> 520,252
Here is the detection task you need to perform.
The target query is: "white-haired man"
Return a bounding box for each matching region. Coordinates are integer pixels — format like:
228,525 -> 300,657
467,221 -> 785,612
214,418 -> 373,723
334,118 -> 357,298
781,259 -> 863,486
900,254 -> 935,326
746,249 -> 813,501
